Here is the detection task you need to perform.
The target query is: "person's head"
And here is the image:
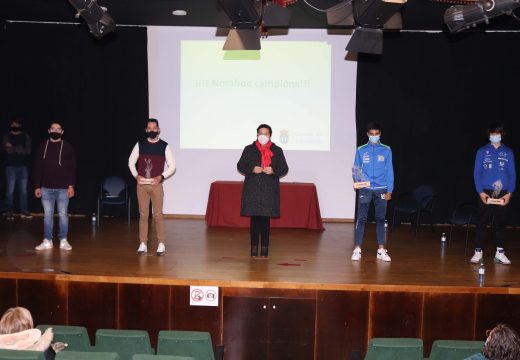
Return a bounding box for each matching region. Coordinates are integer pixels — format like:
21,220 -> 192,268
487,123 -> 505,145
483,324 -> 520,360
48,122 -> 63,141
9,118 -> 22,133
0,307 -> 34,335
257,124 -> 272,145
366,122 -> 381,144
145,118 -> 160,140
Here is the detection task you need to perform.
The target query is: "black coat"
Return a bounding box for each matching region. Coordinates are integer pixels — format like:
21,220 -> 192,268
237,142 -> 289,217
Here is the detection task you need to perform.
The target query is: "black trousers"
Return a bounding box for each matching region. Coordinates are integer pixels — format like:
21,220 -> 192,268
474,189 -> 509,249
250,215 -> 270,247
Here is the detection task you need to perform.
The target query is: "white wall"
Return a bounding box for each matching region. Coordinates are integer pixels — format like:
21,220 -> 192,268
147,26 -> 358,219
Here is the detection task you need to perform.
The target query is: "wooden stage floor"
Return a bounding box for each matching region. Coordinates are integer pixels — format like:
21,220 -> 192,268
1,216 -> 519,293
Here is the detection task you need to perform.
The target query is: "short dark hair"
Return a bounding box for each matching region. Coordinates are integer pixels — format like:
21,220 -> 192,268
49,122 -> 63,129
147,118 -> 159,127
257,124 -> 272,136
366,122 -> 381,132
487,123 -> 505,136
483,324 -> 520,360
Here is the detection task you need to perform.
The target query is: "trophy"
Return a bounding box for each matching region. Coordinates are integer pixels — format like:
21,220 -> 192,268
487,179 -> 505,205
352,165 -> 370,189
139,158 -> 155,185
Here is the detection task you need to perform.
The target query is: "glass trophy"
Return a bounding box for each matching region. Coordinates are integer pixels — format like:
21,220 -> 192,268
139,158 -> 155,184
352,165 -> 370,189
487,179 -> 505,205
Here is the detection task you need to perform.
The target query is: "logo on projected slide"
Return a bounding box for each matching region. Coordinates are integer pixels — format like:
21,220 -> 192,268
279,129 -> 289,145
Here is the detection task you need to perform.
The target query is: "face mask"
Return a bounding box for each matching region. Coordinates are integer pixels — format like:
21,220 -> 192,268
257,134 -> 270,145
369,135 -> 380,144
11,126 -> 21,132
490,135 -> 501,144
147,131 -> 158,139
49,132 -> 62,140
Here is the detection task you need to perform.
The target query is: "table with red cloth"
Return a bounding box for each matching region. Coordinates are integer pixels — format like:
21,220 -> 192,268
205,181 -> 324,230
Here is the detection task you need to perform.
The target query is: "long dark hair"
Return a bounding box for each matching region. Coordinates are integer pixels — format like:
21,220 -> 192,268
483,324 -> 520,360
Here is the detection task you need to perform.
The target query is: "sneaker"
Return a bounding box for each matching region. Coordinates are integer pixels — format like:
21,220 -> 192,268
137,242 -> 147,255
377,248 -> 391,262
494,251 -> 511,265
20,212 -> 33,219
470,250 -> 483,264
35,239 -> 53,251
3,211 -> 14,220
351,247 -> 362,261
156,243 -> 165,256
59,239 -> 72,251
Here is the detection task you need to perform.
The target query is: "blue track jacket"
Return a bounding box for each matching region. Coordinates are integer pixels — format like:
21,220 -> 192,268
354,142 -> 394,193
474,143 -> 516,193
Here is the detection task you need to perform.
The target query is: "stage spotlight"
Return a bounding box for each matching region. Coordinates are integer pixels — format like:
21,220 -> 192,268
218,0 -> 291,50
444,0 -> 520,33
326,0 -> 406,54
68,0 -> 116,38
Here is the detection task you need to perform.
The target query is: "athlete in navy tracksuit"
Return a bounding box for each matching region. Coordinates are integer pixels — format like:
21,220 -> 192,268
351,122 -> 394,262
471,123 -> 516,265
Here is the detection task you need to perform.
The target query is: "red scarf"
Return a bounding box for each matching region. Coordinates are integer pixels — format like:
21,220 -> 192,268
255,140 -> 273,167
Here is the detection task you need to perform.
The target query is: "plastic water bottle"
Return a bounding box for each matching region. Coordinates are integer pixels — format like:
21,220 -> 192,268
91,213 -> 97,224
478,262 -> 485,286
384,220 -> 388,230
441,232 -> 447,247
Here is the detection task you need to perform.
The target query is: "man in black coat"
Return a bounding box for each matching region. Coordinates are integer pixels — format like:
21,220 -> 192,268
237,124 -> 289,258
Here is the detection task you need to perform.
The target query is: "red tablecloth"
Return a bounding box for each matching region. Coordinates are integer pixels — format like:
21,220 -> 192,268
205,181 -> 324,230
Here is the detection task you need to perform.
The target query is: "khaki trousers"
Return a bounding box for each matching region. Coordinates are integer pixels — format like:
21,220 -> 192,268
136,183 -> 165,244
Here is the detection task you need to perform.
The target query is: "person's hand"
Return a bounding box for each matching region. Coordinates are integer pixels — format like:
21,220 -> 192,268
35,188 -> 42,198
67,186 -> 75,198
262,167 -> 273,175
479,192 -> 490,204
136,175 -> 144,184
385,192 -> 392,201
501,192 -> 512,206
51,342 -> 68,353
253,166 -> 263,174
152,175 -> 162,185
5,142 -> 12,147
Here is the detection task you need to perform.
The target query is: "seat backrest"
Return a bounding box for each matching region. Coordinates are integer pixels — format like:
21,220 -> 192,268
157,331 -> 215,360
95,329 -> 154,360
413,185 -> 434,209
365,338 -> 423,360
56,350 -> 120,360
37,325 -> 91,352
428,340 -> 484,360
102,177 -> 127,198
0,349 -> 44,360
133,355 -> 195,360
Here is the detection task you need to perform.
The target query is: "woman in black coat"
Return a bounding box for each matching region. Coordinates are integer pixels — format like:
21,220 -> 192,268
237,124 -> 289,258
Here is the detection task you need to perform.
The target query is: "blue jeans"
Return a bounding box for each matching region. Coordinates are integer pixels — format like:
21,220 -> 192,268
5,166 -> 28,213
354,188 -> 388,246
41,187 -> 69,240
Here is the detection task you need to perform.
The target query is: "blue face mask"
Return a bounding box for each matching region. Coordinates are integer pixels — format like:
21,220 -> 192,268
490,135 -> 501,144
369,135 -> 380,144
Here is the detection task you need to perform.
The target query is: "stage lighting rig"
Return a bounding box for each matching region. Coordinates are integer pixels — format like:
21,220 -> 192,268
68,0 -> 116,39
218,0 -> 291,50
444,0 -> 520,33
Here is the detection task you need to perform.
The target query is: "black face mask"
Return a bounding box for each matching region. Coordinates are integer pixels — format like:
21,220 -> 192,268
147,131 -> 158,139
49,132 -> 62,140
11,126 -> 21,132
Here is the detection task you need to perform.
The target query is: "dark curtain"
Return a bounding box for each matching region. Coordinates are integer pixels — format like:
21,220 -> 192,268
0,22 -> 148,215
356,31 -> 520,225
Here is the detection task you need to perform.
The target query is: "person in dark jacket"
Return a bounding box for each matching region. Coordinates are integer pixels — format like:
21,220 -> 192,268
237,124 -> 289,258
465,324 -> 520,360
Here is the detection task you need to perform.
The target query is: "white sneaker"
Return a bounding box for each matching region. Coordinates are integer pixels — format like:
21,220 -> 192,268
59,239 -> 72,251
156,243 -> 165,256
470,250 -> 483,264
494,251 -> 511,265
137,242 -> 147,255
377,248 -> 391,262
351,247 -> 362,261
35,239 -> 53,251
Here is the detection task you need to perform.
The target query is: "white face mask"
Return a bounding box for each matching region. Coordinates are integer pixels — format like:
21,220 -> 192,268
490,134 -> 501,144
257,134 -> 270,145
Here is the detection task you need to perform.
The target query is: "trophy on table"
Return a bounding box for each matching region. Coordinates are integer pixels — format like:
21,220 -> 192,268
487,179 -> 505,205
139,158 -> 155,185
352,165 -> 371,189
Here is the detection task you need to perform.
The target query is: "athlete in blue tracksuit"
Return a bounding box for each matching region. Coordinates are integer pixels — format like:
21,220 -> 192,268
471,123 -> 516,265
351,122 -> 394,262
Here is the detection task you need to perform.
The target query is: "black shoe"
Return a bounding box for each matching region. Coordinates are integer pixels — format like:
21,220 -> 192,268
260,246 -> 269,258
251,245 -> 258,257
3,212 -> 14,220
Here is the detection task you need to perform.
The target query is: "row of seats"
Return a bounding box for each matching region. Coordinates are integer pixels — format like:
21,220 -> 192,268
0,326 -> 215,360
366,338 -> 484,360
0,351 -> 194,360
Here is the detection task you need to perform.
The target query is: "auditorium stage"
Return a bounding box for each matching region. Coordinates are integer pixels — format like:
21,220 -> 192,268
1,217 -> 520,359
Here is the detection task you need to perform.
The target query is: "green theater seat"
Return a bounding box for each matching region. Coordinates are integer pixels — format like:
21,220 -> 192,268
95,329 -> 154,360
56,350 -> 120,360
428,340 -> 484,360
0,349 -> 44,360
36,325 -> 92,352
157,331 -> 215,360
365,338 -> 424,360
132,355 -> 195,360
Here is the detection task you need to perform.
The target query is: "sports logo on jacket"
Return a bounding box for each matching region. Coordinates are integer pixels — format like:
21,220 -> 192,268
378,155 -> 385,162
362,152 -> 370,163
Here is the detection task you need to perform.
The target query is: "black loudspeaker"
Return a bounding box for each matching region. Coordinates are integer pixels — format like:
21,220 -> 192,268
354,0 -> 405,27
218,0 -> 261,28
